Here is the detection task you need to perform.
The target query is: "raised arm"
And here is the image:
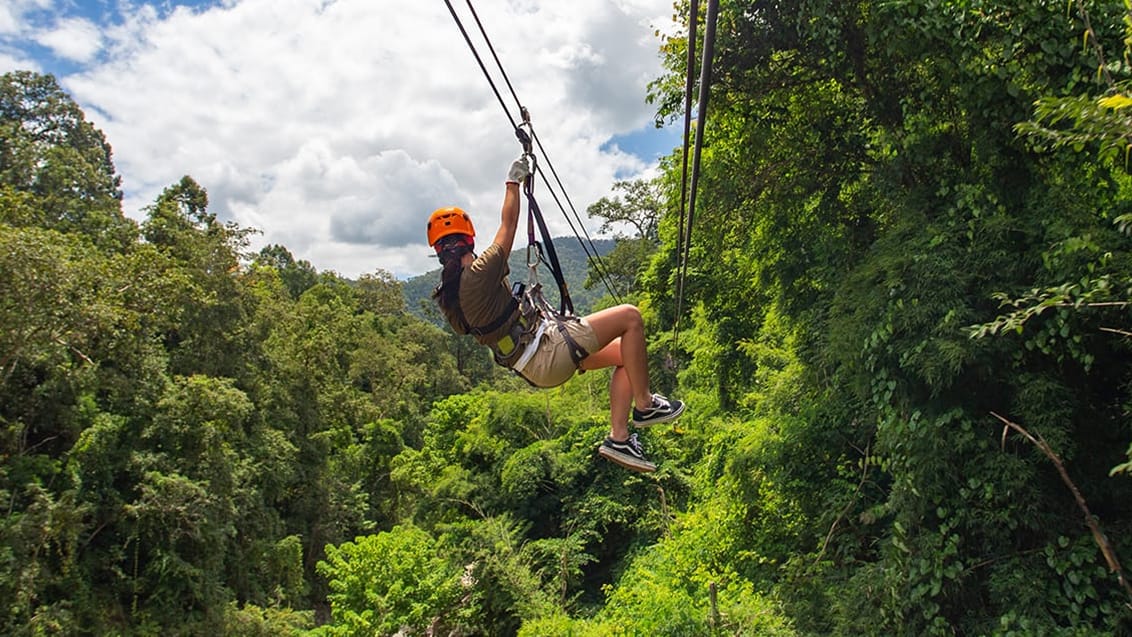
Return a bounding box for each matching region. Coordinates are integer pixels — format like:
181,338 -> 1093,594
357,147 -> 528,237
491,156 -> 531,259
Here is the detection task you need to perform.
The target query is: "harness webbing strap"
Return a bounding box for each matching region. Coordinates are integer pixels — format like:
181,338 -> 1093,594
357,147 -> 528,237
446,270 -> 519,337
553,315 -> 589,366
523,174 -> 574,316
510,318 -> 550,373
455,298 -> 517,337
517,166 -> 588,368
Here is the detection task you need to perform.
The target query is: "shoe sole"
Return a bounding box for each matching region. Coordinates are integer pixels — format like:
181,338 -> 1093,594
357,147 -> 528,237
598,446 -> 656,473
632,401 -> 686,427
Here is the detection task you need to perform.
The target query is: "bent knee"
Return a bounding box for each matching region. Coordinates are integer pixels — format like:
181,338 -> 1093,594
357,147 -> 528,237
618,304 -> 644,331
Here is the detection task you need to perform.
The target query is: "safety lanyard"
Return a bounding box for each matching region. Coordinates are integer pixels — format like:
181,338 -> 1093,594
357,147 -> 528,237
515,112 -> 574,317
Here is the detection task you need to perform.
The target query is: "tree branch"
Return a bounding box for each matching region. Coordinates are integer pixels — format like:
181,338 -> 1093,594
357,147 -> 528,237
55,337 -> 94,366
1076,0 -> 1114,88
992,411 -> 1132,604
813,442 -> 870,568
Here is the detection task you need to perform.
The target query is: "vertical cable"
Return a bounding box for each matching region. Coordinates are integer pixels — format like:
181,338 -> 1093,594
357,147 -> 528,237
672,0 -> 699,344
673,0 -> 719,346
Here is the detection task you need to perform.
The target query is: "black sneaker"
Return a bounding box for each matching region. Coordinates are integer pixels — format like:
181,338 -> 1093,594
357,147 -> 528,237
631,393 -> 685,427
598,433 -> 656,473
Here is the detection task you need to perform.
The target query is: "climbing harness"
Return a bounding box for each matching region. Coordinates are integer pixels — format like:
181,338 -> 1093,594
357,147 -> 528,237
511,113 -> 590,375
437,113 -> 591,382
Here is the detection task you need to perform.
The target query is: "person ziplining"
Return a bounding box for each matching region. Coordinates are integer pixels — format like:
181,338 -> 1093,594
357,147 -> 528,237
432,0 -> 687,472
426,150 -> 685,473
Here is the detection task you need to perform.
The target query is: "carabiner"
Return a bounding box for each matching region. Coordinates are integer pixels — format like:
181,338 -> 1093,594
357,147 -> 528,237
526,241 -> 543,273
515,106 -> 535,156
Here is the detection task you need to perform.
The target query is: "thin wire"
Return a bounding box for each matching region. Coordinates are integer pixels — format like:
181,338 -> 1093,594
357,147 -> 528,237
673,0 -> 719,347
672,0 -> 699,345
461,0 -> 525,111
448,0 -> 623,304
530,129 -> 624,304
441,0 -> 518,130
462,0 -> 628,302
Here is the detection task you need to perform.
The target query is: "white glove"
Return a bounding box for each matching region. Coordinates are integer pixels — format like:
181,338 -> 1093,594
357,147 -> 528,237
506,156 -> 530,184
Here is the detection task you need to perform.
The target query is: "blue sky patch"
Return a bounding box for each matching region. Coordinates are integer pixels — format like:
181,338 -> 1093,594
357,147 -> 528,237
603,122 -> 681,167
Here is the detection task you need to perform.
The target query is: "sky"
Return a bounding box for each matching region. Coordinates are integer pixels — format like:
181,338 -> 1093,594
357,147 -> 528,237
0,0 -> 683,278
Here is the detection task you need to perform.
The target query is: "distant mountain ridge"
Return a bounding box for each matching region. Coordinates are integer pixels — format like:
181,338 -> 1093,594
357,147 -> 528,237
402,237 -> 615,323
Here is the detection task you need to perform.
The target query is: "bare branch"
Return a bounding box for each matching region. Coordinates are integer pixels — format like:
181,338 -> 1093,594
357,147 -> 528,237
54,337 -> 94,366
814,442 -> 871,567
992,411 -> 1132,603
1076,0 -> 1114,87
1100,327 -> 1132,338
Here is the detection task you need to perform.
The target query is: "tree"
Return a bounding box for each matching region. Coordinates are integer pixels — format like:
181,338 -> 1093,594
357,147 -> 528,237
584,179 -> 662,297
142,176 -> 259,378
355,269 -> 404,316
1015,0 -> 1132,167
0,67 -> 489,634
316,525 -> 470,636
981,0 -> 1132,481
254,244 -> 319,300
587,179 -> 661,241
0,224 -> 162,634
0,71 -> 135,251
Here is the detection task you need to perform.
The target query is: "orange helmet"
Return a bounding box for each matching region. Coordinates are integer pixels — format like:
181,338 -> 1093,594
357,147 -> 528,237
427,206 -> 475,247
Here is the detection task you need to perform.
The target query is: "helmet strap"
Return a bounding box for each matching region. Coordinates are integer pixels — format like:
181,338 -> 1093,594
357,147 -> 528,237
437,239 -> 474,265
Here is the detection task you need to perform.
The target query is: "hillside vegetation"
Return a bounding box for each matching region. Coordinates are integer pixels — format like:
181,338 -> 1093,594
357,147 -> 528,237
2,1 -> 1132,635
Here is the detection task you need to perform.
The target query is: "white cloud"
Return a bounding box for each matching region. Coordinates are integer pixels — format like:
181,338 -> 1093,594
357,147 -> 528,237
0,48 -> 39,71
34,16 -> 103,62
0,0 -> 53,36
45,0 -> 677,278
0,9 -> 18,36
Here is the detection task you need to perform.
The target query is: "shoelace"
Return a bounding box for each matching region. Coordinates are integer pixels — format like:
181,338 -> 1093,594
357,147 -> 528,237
627,433 -> 645,456
641,394 -> 672,414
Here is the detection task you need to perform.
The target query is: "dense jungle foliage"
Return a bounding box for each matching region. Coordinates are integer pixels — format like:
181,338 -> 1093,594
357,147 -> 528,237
2,0 -> 1132,635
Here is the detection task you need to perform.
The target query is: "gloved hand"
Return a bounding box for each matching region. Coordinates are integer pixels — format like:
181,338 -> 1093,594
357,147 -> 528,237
506,155 -> 530,184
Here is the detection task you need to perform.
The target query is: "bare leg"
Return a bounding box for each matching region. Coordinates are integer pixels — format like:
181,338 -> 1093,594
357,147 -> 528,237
608,365 -> 631,440
580,305 -> 654,439
583,340 -> 633,439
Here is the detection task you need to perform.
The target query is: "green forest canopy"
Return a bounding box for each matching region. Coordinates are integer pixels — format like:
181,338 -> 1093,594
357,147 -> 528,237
2,1 -> 1132,635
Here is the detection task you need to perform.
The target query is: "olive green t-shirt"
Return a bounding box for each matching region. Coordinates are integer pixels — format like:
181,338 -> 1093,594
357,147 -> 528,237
443,242 -> 518,345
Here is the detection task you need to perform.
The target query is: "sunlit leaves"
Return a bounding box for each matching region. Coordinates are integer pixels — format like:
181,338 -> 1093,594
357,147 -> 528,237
0,70 -> 501,635
0,225 -> 105,381
1017,94 -> 1132,163
317,526 -> 469,636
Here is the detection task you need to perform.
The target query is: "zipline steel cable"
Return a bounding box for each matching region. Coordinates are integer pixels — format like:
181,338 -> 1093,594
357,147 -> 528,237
440,0 -> 623,306
673,0 -> 698,324
457,0 -> 623,308
672,0 -> 720,347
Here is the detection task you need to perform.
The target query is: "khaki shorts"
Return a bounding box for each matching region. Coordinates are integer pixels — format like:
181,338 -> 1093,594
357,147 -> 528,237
517,316 -> 600,388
